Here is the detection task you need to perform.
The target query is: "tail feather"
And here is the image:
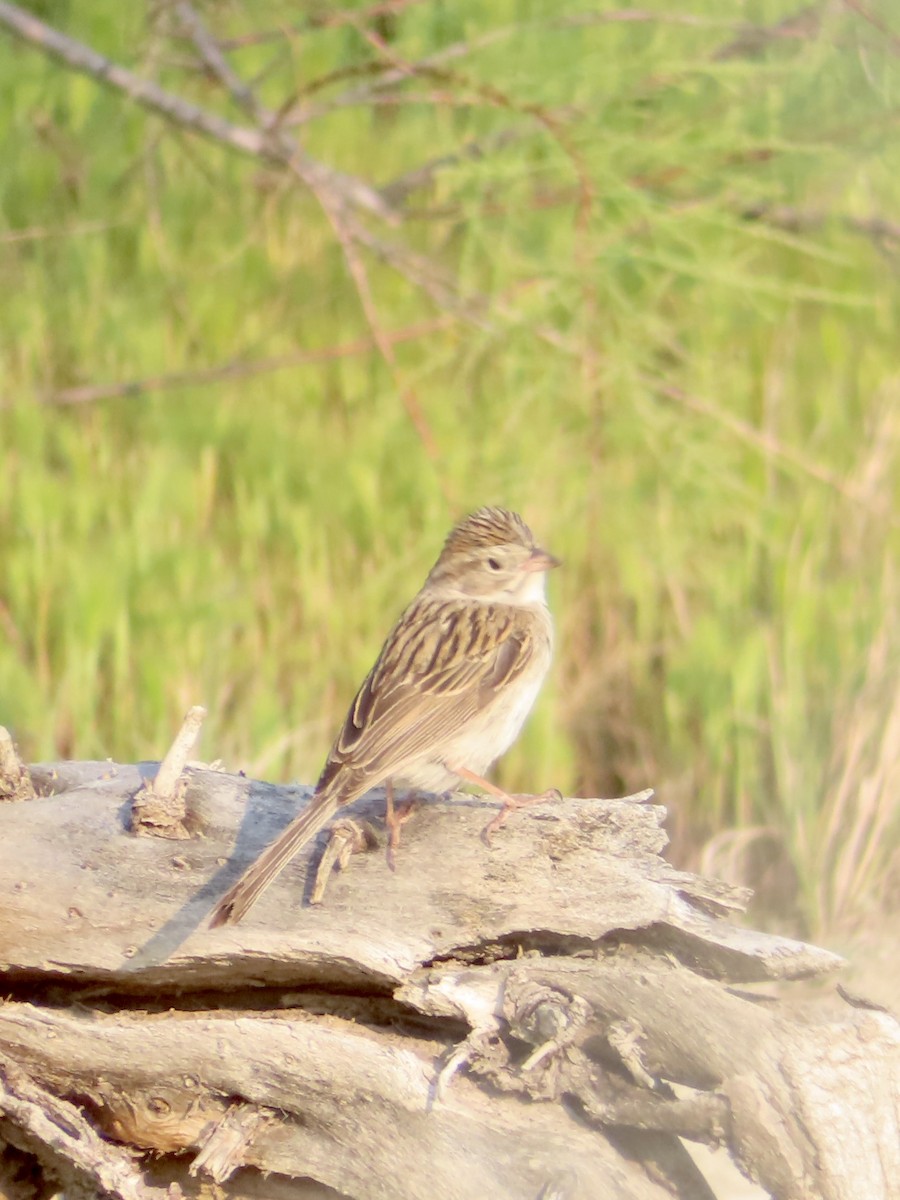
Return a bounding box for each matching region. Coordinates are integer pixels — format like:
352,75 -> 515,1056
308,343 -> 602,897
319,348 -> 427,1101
209,790 -> 341,927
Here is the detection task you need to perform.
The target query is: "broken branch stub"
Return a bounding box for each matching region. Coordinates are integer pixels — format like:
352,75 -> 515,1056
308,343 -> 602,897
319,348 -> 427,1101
129,705 -> 207,839
0,728 -> 35,804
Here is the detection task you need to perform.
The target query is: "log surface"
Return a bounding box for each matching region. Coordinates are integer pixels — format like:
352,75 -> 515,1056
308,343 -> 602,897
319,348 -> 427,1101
0,758 -> 895,1200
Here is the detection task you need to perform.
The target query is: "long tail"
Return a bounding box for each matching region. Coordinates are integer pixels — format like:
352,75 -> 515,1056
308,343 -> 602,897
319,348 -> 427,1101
209,789 -> 342,927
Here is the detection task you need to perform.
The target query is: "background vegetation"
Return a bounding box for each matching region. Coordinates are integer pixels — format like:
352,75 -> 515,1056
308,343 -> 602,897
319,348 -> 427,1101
0,0 -> 897,934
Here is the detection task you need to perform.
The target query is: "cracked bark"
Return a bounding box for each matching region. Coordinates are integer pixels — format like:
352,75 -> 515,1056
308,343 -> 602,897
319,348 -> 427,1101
0,752 -> 896,1200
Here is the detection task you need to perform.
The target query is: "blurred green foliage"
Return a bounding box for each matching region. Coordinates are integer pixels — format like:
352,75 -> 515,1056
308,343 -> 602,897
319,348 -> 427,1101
0,0 -> 897,931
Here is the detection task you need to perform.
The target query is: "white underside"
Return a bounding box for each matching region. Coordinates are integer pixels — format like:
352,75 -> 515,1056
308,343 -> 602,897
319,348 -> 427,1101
396,602 -> 553,793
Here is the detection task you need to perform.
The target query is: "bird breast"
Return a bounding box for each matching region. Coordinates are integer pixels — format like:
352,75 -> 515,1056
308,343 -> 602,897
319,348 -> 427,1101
407,601 -> 553,786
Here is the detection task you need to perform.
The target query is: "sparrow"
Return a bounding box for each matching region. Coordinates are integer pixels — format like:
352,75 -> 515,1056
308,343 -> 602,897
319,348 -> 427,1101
210,506 -> 559,926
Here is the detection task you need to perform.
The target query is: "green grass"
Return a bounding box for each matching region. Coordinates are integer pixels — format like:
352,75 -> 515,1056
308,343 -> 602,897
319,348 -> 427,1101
1,0 -> 898,934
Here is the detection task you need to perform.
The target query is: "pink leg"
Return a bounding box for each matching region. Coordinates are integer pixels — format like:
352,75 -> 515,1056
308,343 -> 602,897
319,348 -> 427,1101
452,765 -> 561,845
384,779 -> 419,870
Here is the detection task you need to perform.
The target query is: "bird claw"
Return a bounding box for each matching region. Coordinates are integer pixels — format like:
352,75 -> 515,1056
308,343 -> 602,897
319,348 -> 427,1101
480,787 -> 562,845
385,793 -> 420,871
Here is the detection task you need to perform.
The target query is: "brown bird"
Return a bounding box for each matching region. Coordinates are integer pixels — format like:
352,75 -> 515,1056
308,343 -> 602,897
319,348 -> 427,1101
209,506 -> 559,926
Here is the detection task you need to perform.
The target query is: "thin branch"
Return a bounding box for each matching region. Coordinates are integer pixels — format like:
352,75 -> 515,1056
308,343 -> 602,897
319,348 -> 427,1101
285,8 -> 800,128
742,202 -> 900,251
713,5 -> 823,61
283,25 -> 516,126
841,0 -> 900,56
301,170 -> 449,488
382,128 -> 526,204
36,318 -> 455,407
350,18 -> 594,227
0,2 -> 393,221
217,0 -> 427,50
0,218 -> 127,244
0,0 -> 469,477
650,377 -> 900,522
174,2 -> 265,121
348,220 -> 478,316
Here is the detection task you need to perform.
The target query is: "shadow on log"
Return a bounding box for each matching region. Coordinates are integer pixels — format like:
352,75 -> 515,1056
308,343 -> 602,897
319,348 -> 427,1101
0,727 -> 896,1200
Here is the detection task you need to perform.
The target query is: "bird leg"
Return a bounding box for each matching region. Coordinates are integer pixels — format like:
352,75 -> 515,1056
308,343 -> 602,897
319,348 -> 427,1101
384,779 -> 420,870
451,766 -> 562,845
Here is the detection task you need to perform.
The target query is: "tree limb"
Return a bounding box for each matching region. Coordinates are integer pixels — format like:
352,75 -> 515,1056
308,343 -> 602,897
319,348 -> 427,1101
34,317 -> 454,407
0,1 -> 393,221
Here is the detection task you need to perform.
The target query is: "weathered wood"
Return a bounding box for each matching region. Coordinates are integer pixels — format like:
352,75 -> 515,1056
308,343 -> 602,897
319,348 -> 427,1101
0,1050 -> 169,1200
0,757 -> 895,1200
129,705 -> 207,839
0,1002 -> 680,1200
0,730 -> 34,804
0,762 -> 835,988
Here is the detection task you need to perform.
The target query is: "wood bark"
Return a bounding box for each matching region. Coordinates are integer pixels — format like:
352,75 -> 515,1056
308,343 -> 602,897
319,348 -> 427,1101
0,746 -> 896,1200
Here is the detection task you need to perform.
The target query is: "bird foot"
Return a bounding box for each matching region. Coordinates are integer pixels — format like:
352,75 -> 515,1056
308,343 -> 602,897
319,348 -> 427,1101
385,795 -> 420,871
481,787 -> 562,846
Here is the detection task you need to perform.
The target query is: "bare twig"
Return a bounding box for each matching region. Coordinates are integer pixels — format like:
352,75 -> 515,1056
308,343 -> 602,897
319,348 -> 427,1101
382,128 -> 526,204
174,2 -> 265,122
38,317 -> 455,407
0,1 -> 393,221
714,5 -> 823,61
153,706 -> 207,800
742,202 -> 900,251
0,0 -> 480,475
283,9 -> 758,128
282,25 -> 515,126
841,0 -> 900,55
310,819 -> 376,905
650,377 -> 900,522
217,0 -> 427,50
348,219 -> 475,315
346,17 -> 594,229
309,178 -> 445,470
175,0 -> 475,469
0,219 -> 127,244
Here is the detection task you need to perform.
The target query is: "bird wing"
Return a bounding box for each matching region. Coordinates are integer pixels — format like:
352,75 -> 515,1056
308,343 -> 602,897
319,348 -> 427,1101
315,596 -> 539,796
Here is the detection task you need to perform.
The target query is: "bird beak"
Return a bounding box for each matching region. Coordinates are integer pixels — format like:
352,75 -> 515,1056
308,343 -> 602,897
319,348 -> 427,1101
523,546 -> 561,573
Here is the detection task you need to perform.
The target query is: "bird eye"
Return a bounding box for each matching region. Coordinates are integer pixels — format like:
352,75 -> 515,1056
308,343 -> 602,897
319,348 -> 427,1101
487,557 -> 501,571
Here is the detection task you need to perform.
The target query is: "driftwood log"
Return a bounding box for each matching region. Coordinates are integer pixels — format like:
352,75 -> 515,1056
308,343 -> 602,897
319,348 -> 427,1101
0,722 -> 897,1200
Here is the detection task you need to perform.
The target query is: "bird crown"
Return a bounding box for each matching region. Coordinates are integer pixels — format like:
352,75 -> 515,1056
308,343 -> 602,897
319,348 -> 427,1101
440,507 -> 534,559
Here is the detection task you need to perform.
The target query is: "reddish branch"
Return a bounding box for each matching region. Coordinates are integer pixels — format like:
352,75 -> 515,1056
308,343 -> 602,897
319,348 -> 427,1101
41,318 -> 455,407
